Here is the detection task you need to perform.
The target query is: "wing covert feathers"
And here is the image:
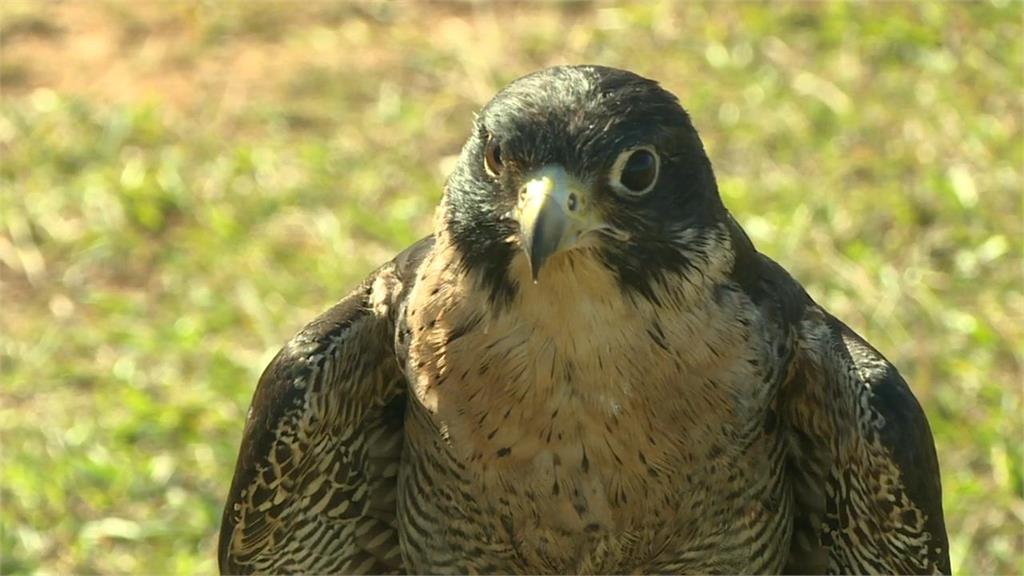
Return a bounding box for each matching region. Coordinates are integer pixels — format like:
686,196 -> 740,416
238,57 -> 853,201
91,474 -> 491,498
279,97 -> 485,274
730,232 -> 949,574
218,238 -> 432,575
783,308 -> 951,574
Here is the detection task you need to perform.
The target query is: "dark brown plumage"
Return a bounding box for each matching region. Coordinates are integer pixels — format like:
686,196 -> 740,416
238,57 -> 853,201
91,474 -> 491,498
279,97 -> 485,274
219,65 -> 949,574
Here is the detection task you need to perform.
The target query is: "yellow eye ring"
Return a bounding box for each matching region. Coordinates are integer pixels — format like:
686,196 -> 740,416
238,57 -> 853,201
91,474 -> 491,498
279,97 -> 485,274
610,146 -> 660,195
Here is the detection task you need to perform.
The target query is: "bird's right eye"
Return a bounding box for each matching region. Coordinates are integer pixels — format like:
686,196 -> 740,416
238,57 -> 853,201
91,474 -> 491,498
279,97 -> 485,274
484,134 -> 504,177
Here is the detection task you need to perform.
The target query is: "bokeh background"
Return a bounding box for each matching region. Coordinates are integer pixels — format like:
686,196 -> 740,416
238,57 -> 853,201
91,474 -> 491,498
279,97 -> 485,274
1,1 -> 1021,573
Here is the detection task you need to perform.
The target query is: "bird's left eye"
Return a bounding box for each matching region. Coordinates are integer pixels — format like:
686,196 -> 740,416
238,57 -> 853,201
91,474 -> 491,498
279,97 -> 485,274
484,134 -> 504,177
611,146 -> 660,195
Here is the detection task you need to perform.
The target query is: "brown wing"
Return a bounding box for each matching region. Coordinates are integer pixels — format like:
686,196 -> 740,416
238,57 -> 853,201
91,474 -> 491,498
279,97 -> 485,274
725,219 -> 949,573
218,238 -> 433,575
783,309 -> 951,574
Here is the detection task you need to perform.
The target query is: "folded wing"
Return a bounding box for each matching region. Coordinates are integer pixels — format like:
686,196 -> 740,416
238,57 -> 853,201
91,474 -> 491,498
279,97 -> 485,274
785,310 -> 951,574
219,238 -> 432,574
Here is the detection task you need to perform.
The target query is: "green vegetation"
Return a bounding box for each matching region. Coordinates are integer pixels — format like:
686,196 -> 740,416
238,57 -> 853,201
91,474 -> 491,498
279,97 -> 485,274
1,2 -> 1020,573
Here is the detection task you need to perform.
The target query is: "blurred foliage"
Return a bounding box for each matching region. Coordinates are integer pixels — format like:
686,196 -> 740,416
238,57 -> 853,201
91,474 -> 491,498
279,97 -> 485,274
0,1 -> 1021,573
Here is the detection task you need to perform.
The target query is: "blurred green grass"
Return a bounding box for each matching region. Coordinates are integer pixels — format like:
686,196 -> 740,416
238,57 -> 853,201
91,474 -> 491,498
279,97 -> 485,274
1,1 -> 1021,573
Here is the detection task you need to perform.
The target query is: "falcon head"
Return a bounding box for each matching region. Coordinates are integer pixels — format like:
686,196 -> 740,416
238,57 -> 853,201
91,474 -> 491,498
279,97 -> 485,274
443,65 -> 730,306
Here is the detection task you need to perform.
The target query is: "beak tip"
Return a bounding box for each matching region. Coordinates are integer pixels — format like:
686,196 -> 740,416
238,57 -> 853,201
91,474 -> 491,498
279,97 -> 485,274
529,261 -> 541,283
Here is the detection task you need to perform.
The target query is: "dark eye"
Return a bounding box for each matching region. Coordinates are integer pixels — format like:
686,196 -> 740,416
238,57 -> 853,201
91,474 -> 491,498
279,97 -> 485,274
484,134 -> 503,177
616,148 -> 659,194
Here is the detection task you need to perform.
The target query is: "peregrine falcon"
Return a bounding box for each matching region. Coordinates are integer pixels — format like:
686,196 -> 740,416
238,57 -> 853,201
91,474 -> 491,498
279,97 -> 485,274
219,65 -> 950,574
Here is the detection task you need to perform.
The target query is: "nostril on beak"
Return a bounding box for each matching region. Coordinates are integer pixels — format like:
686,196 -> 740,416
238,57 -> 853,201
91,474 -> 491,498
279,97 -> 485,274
567,192 -> 578,212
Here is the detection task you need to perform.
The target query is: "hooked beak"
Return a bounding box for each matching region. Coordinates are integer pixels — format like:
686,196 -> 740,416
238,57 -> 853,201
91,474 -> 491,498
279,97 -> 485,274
515,165 -> 605,282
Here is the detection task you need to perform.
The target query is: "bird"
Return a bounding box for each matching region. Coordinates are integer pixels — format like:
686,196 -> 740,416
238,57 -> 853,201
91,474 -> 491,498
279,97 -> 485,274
218,65 -> 950,574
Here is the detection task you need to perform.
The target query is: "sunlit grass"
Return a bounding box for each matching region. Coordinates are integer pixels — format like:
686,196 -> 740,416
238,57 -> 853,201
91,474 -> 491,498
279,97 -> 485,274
1,2 -> 1021,573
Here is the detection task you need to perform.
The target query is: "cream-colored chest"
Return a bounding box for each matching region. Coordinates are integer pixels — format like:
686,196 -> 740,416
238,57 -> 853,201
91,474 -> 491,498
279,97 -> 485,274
400,251 -> 774,570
